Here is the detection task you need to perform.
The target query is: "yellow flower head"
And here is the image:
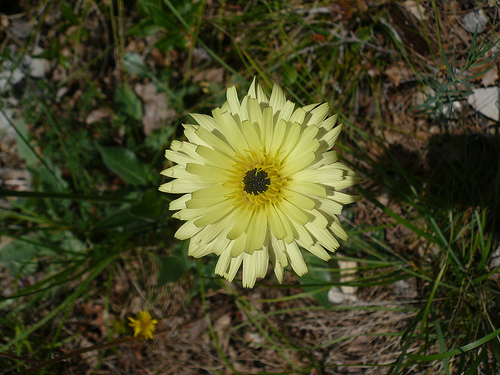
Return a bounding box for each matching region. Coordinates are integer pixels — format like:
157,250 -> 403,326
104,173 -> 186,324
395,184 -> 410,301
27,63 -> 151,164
160,79 -> 362,288
128,311 -> 158,339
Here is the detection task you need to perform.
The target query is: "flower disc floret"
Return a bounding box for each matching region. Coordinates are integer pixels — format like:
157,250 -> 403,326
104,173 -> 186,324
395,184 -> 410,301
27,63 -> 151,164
160,78 -> 362,288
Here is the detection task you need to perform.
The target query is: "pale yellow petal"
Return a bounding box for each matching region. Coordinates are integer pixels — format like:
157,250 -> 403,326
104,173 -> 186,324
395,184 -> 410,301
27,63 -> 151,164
292,166 -> 344,184
227,207 -> 254,240
185,163 -> 233,182
190,113 -> 217,130
161,165 -> 189,178
215,248 -> 232,276
330,191 -> 363,205
191,185 -> 233,200
304,103 -> 329,126
241,120 -> 262,151
169,193 -> 191,210
319,114 -> 338,132
333,175 -> 364,190
255,82 -> 269,105
285,241 -> 308,276
261,107 -> 274,153
255,248 -> 269,278
285,180 -> 327,198
184,124 -> 209,147
270,236 -> 288,267
194,203 -> 235,226
195,127 -> 235,157
306,243 -> 331,261
186,193 -> 229,209
279,122 -> 301,156
304,223 -> 340,252
317,197 -> 343,215
196,145 -> 236,168
170,139 -> 201,159
165,149 -> 196,166
280,150 -> 316,177
242,252 -> 257,288
309,151 -> 338,169
329,215 -> 348,240
294,223 -> 314,248
195,214 -> 234,248
320,123 -> 342,148
274,265 -> 284,283
247,97 -> 263,126
268,119 -> 288,156
281,190 -> 316,210
212,108 -> 249,155
175,220 -> 201,240
289,107 -> 306,125
267,204 -> 286,240
278,199 -> 308,225
188,240 -> 215,258
226,86 -> 241,116
159,179 -> 210,194
245,207 -> 268,251
230,233 -> 247,257
225,254 -> 243,282
247,77 -> 257,98
269,83 -> 286,113
279,101 -> 295,122
301,103 -> 320,112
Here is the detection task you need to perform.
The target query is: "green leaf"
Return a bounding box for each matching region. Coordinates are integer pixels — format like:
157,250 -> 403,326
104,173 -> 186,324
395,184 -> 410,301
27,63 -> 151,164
13,118 -> 38,166
114,84 -> 143,121
97,145 -> 149,186
0,239 -> 38,275
155,33 -> 186,51
93,206 -> 140,230
299,251 -> 332,307
123,52 -> 149,78
130,190 -> 164,220
61,0 -> 79,25
156,255 -> 189,286
127,19 -> 161,37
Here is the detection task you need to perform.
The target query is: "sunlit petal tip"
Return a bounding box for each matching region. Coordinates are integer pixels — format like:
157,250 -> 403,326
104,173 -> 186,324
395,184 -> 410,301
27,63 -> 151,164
160,77 -> 362,288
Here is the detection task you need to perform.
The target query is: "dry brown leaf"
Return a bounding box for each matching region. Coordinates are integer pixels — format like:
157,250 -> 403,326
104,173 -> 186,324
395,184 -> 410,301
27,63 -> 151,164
385,63 -> 414,87
86,108 -> 113,124
480,66 -> 498,87
402,0 -> 427,21
135,82 -> 176,135
192,67 -> 224,83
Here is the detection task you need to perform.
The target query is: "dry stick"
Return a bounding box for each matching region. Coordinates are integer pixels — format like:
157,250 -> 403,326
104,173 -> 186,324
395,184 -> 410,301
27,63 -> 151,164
0,353 -> 41,365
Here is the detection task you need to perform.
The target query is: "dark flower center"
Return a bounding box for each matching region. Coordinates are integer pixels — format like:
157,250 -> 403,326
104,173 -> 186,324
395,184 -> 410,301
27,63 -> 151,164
243,168 -> 270,195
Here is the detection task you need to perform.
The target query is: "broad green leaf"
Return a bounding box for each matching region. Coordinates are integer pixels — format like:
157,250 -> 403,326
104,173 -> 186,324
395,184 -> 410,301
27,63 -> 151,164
61,0 -> 79,24
156,255 -> 189,286
123,52 -> 149,78
13,118 -> 38,165
130,190 -> 164,220
299,251 -> 332,307
114,84 -> 143,121
97,145 -> 149,186
0,239 -> 38,275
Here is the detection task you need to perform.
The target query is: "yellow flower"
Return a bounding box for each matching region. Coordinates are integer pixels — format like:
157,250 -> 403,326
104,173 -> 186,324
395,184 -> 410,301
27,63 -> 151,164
160,79 -> 362,288
128,311 -> 158,339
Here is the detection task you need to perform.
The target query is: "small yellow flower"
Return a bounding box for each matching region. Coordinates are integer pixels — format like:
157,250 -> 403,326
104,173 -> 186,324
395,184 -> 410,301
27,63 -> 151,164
160,78 -> 362,288
128,311 -> 158,339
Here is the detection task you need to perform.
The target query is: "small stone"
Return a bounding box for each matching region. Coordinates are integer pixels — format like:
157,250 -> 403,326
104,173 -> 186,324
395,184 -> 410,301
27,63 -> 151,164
462,10 -> 489,34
